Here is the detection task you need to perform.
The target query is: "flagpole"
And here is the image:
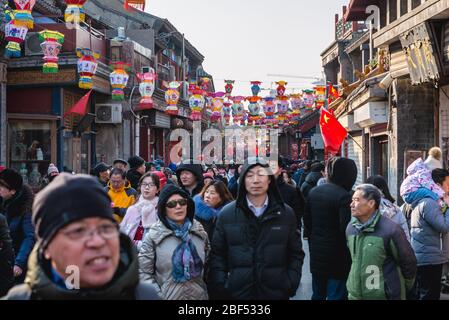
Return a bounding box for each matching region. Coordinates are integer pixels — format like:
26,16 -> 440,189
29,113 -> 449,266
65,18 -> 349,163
346,132 -> 365,152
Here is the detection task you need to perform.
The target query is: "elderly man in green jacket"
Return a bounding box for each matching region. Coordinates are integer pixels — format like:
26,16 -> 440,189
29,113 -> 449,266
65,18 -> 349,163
346,184 -> 417,300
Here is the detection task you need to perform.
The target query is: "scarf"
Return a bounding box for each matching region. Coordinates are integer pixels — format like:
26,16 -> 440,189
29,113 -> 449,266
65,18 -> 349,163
166,218 -> 203,283
352,211 -> 379,232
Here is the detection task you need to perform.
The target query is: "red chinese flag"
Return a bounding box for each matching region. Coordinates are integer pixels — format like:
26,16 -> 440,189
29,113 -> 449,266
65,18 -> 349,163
63,90 -> 92,118
320,108 -> 347,154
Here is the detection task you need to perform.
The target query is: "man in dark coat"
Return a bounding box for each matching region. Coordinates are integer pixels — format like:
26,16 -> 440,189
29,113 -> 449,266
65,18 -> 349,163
300,162 -> 325,199
126,156 -> 146,190
208,157 -> 305,300
0,213 -> 14,296
175,161 -> 204,197
0,169 -> 35,284
304,157 -> 357,300
2,174 -> 159,300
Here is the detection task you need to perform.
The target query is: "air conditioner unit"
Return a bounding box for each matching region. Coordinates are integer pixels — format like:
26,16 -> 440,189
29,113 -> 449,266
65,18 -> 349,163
141,66 -> 154,74
95,104 -> 123,124
24,32 -> 43,56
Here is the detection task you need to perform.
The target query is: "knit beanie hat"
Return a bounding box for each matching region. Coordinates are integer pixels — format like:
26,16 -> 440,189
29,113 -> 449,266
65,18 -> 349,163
32,173 -> 115,249
128,156 -> 145,169
0,168 -> 23,191
47,163 -> 59,176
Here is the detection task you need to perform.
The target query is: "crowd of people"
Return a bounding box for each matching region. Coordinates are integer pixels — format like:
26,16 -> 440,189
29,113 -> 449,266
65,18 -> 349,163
0,147 -> 448,300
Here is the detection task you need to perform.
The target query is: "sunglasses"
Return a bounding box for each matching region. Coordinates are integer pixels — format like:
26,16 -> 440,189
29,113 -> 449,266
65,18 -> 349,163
166,198 -> 188,208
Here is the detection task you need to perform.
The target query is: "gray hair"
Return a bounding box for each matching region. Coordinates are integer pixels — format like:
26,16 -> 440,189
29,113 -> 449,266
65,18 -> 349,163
354,184 -> 382,209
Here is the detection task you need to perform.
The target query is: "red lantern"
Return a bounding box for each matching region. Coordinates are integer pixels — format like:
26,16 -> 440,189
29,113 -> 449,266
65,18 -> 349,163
77,48 -> 100,89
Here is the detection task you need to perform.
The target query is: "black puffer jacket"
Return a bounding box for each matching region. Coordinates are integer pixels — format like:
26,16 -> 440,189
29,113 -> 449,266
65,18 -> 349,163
300,172 -> 323,199
277,176 -> 304,229
304,157 -> 357,279
208,160 -> 305,300
126,168 -> 142,191
175,162 -> 204,197
0,214 -> 14,296
2,234 -> 160,300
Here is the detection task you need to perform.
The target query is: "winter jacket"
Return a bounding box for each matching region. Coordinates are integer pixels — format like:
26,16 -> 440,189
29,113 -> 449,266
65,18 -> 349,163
126,168 -> 142,191
138,185 -> 209,300
292,168 -> 304,186
300,171 -> 323,199
193,195 -> 228,241
0,214 -> 14,296
346,212 -> 417,300
120,196 -> 159,251
410,197 -> 449,266
227,174 -> 239,199
2,234 -> 160,300
208,160 -> 305,300
277,176 -> 304,229
400,158 -> 445,202
304,157 -> 357,279
2,185 -> 35,272
175,162 -> 204,197
105,182 -> 138,223
379,198 -> 410,242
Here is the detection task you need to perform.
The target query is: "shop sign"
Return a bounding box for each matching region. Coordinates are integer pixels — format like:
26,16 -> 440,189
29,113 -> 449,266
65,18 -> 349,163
8,68 -> 77,86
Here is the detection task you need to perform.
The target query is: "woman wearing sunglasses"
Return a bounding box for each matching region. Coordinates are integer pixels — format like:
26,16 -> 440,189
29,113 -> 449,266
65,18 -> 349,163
138,184 -> 209,300
120,172 -> 160,252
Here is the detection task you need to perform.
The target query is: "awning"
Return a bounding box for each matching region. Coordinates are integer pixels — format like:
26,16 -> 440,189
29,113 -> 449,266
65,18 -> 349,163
345,0 -> 380,22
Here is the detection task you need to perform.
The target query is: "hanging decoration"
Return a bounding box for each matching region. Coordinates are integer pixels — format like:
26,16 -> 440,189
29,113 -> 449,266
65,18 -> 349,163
39,30 -> 65,73
247,96 -> 262,127
4,20 -> 28,57
77,48 -> 100,89
124,0 -> 145,11
137,69 -> 157,110
222,101 -> 232,126
188,86 -> 206,121
64,0 -> 88,23
276,81 -> 288,97
275,96 -> 290,128
263,96 -> 276,129
224,80 -> 235,97
314,85 -> 326,109
188,81 -> 197,95
12,0 -> 36,29
198,77 -> 211,92
109,62 -> 130,101
210,92 -> 225,123
230,96 -> 245,126
302,89 -> 315,110
289,94 -> 302,125
250,81 -> 262,97
165,81 -> 182,115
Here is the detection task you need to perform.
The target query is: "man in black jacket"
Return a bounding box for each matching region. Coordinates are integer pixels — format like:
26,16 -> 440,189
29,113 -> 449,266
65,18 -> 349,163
0,213 -> 14,296
175,161 -> 204,197
304,157 -> 357,300
208,157 -> 305,300
300,162 -> 325,199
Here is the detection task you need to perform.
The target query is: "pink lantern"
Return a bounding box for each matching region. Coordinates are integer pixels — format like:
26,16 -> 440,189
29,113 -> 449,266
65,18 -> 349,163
275,96 -> 290,128
77,48 -> 100,89
210,92 -> 226,123
39,30 -> 65,73
224,80 -> 235,97
109,62 -> 130,101
165,81 -> 181,115
137,69 -> 157,110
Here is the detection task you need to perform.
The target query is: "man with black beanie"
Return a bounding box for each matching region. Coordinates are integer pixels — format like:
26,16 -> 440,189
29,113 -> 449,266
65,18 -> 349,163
2,173 -> 159,300
127,156 -> 146,190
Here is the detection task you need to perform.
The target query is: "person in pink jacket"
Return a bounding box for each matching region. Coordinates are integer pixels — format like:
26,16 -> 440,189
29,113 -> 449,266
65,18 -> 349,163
121,172 -> 160,251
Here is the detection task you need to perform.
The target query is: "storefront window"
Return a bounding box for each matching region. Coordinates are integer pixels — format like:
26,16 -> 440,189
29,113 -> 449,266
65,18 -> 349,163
9,121 -> 54,192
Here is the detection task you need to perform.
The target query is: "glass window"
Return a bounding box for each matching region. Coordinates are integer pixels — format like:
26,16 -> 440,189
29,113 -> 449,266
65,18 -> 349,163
8,121 -> 53,191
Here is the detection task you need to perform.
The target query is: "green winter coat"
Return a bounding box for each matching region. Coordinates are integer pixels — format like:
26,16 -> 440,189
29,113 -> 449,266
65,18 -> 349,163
346,212 -> 417,300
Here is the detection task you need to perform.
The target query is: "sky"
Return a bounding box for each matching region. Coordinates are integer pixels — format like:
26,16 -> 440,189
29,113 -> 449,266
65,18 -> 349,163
146,0 -> 349,97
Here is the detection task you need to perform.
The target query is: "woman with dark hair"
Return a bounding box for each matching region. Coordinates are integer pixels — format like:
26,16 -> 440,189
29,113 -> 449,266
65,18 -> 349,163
366,175 -> 410,242
121,172 -> 160,251
193,181 -> 233,240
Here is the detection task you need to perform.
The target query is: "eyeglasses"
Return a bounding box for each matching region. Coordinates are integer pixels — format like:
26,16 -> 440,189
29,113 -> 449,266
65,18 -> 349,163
166,198 -> 188,209
141,183 -> 156,189
61,223 -> 119,241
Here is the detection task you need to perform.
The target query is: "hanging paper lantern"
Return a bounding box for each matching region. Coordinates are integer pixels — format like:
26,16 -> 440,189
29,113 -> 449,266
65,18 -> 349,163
12,0 -> 36,29
188,86 -> 206,121
165,81 -> 182,115
276,81 -> 288,97
222,101 -> 232,126
4,20 -> 28,57
188,82 -> 197,95
275,96 -> 290,128
314,85 -> 326,109
224,80 -> 235,97
289,94 -> 302,125
263,96 -> 276,128
250,81 -> 262,97
64,0 -> 88,23
77,48 -> 100,89
230,96 -> 245,126
247,96 -> 262,127
124,0 -> 145,11
109,62 -> 130,101
39,30 -> 64,73
137,70 -> 157,110
302,89 -> 315,110
210,92 -> 226,123
198,77 -> 211,92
